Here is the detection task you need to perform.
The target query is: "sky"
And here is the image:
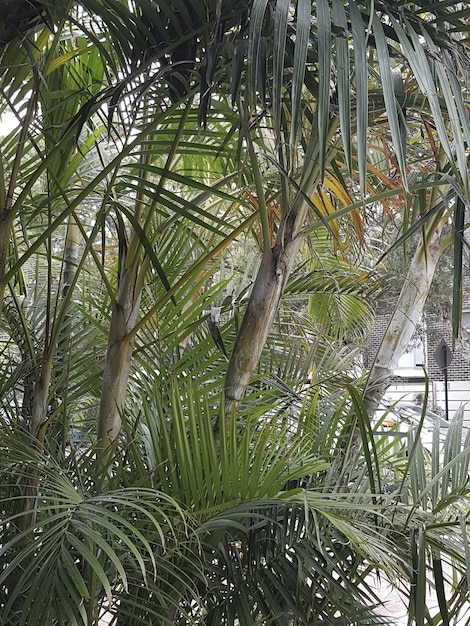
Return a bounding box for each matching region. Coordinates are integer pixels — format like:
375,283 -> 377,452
0,110 -> 17,135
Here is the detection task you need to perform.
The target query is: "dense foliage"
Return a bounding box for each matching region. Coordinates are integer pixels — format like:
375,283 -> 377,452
1,1 -> 470,624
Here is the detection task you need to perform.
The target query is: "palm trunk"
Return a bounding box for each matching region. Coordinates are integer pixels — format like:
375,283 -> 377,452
364,225 -> 444,411
97,264 -> 141,458
224,196 -> 308,402
0,209 -> 14,310
31,357 -> 53,444
17,355 -> 53,533
56,215 -> 81,447
61,216 -> 80,299
224,117 -> 339,404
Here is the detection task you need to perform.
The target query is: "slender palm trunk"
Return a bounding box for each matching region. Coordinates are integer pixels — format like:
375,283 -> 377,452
224,118 -> 339,405
61,216 -> 80,299
0,209 -> 14,310
55,215 -> 81,447
95,97 -> 181,458
97,264 -> 141,459
364,225 -> 444,411
31,356 -> 53,444
224,195 -> 308,402
15,355 -> 53,534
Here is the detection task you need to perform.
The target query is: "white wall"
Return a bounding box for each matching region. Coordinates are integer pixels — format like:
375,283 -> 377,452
384,380 -> 470,427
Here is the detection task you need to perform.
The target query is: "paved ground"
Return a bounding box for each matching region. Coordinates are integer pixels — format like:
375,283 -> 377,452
369,573 -> 470,625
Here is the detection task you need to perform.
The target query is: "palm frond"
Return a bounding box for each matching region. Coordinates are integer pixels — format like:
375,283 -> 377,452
0,428 -> 201,625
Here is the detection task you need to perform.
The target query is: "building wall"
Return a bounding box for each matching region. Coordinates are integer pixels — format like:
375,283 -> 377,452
365,312 -> 470,426
425,312 -> 470,381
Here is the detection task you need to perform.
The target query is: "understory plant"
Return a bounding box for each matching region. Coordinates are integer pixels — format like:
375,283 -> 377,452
2,379 -> 470,625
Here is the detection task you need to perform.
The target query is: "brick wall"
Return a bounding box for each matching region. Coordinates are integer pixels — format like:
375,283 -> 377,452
426,312 -> 470,381
365,311 -> 470,380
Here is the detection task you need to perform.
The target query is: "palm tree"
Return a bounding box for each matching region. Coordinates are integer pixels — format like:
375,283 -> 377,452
1,1 -> 470,624
218,0 -> 470,403
364,183 -> 461,410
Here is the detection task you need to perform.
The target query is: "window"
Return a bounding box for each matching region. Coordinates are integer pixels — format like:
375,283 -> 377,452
393,318 -> 426,376
462,310 -> 470,332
